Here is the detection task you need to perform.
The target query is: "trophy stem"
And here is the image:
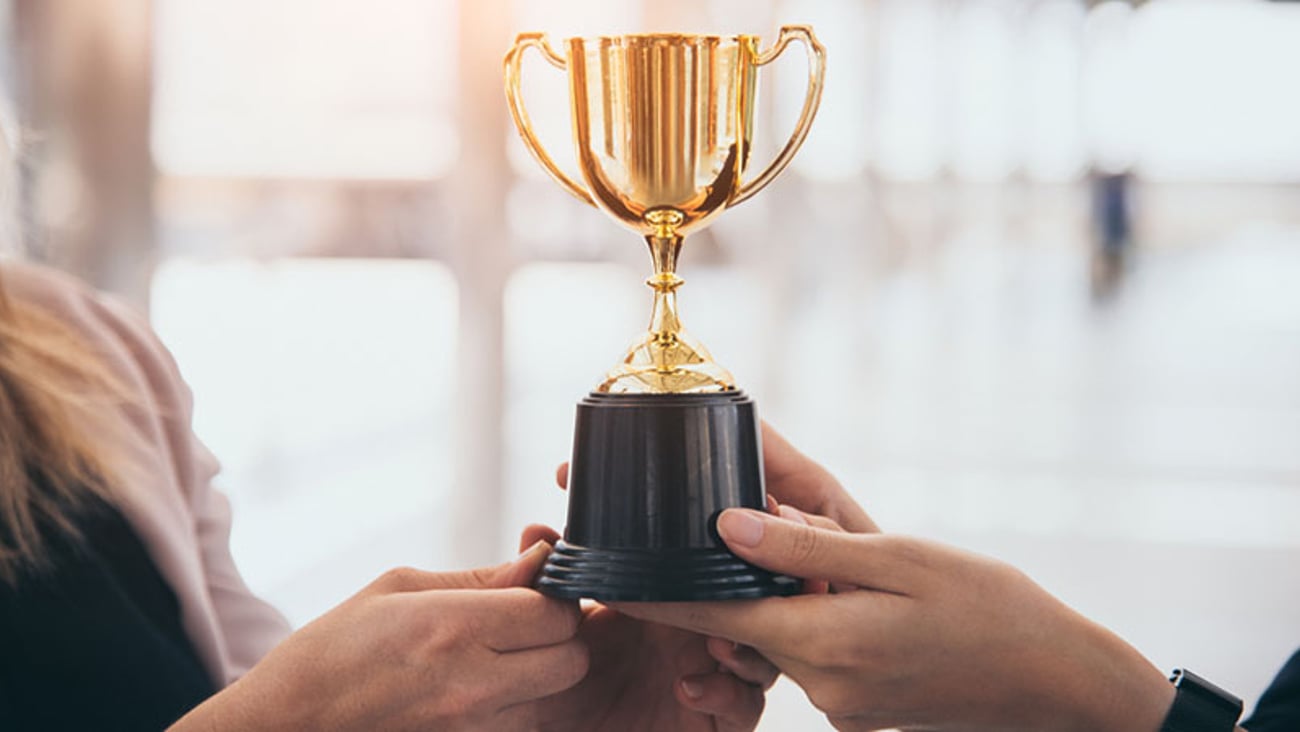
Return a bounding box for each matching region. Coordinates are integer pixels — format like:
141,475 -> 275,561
597,210 -> 735,393
645,228 -> 685,348
647,224 -> 683,278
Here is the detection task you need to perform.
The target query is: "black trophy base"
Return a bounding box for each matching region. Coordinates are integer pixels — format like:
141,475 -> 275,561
538,540 -> 800,602
536,390 -> 799,602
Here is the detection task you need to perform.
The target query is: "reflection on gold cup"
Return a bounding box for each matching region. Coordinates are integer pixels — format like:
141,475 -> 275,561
506,27 -> 825,393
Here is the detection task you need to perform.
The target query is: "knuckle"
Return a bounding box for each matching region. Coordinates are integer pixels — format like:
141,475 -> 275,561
422,615 -> 470,657
879,535 -> 936,576
432,686 -> 480,722
787,525 -> 822,566
804,634 -> 854,669
493,586 -> 535,611
539,594 -> 579,630
560,640 -> 591,683
496,704 -> 539,732
994,558 -> 1030,585
978,559 -> 1033,600
467,564 -> 502,588
558,603 -> 582,637
532,594 -> 580,638
373,565 -> 422,593
808,684 -> 860,718
809,514 -> 846,533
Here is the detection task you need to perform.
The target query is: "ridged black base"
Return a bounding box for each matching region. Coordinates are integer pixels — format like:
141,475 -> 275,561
537,540 -> 801,602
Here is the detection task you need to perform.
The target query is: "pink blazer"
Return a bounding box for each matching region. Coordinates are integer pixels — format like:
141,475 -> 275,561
5,261 -> 291,687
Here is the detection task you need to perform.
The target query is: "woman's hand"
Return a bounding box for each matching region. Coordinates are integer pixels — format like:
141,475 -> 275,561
618,509 -> 1177,732
173,542 -> 588,732
520,525 -> 777,732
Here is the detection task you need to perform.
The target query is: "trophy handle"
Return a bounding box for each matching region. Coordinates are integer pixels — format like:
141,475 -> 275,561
504,33 -> 597,207
731,25 -> 827,206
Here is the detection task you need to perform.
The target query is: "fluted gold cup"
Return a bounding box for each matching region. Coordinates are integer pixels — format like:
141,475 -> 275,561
505,27 -> 825,601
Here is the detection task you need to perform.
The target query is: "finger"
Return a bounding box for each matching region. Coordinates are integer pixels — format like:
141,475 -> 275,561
707,637 -> 779,689
717,509 -> 914,592
491,703 -> 539,732
776,506 -> 829,594
555,462 -> 569,489
760,422 -> 879,534
463,588 -> 580,651
613,595 -> 812,655
677,672 -> 765,730
365,541 -> 553,595
780,504 -> 845,533
494,639 -> 590,706
518,524 -> 561,553
618,591 -> 897,663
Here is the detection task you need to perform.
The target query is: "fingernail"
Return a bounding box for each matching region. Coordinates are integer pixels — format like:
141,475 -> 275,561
778,504 -> 809,526
718,510 -> 765,548
681,679 -> 704,700
518,540 -> 548,558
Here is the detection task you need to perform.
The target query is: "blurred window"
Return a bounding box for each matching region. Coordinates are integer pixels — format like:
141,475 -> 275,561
1130,1 -> 1300,181
1024,0 -> 1087,181
152,0 -> 458,179
151,258 -> 458,624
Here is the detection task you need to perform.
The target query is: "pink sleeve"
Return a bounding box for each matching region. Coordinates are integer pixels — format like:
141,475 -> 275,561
92,288 -> 293,684
185,433 -> 293,681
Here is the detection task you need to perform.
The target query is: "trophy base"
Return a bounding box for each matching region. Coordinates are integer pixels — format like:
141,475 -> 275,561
538,540 -> 800,602
536,390 -> 799,602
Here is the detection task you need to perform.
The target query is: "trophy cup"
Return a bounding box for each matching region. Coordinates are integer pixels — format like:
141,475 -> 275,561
505,26 -> 825,601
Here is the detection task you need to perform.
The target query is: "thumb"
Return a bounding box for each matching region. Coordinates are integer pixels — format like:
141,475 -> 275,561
366,541 -> 554,594
519,523 -> 562,553
716,509 -> 911,594
442,540 -> 553,589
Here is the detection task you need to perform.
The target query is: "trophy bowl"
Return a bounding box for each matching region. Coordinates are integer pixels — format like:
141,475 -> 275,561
505,26 -> 824,601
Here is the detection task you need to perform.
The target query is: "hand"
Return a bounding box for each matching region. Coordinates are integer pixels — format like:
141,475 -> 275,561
520,525 -> 777,732
173,542 -> 587,732
756,423 -> 879,534
617,509 -> 1177,732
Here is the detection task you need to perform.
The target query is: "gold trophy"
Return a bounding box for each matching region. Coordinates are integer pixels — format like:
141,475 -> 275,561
505,27 -> 825,600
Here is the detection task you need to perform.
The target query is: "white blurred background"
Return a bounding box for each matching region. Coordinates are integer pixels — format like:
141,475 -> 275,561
5,0 -> 1300,727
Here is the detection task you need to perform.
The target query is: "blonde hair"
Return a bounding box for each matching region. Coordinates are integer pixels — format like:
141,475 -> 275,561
0,118 -> 123,585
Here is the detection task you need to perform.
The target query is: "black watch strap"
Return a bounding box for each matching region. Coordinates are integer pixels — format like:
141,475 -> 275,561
1160,669 -> 1243,732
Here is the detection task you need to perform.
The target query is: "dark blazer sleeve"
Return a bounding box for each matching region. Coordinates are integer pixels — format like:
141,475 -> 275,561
1243,649 -> 1300,731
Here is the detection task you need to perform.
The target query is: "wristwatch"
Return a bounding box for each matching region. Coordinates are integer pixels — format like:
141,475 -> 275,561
1159,669 -> 1243,732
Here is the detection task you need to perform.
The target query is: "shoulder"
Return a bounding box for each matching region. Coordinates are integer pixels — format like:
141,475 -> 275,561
3,258 -> 106,320
2,260 -> 206,498
2,259 -> 192,414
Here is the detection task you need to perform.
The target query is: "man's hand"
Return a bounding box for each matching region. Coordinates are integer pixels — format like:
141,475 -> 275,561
521,523 -> 776,732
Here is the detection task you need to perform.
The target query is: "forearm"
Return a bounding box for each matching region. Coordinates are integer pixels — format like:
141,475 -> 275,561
1046,608 -> 1249,732
169,673 -> 295,732
992,590 -> 1176,732
1065,630 -> 1249,732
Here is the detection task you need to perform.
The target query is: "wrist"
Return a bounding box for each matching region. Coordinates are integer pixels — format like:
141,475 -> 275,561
1159,669 -> 1244,732
172,667 -> 307,732
1027,606 -> 1174,732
